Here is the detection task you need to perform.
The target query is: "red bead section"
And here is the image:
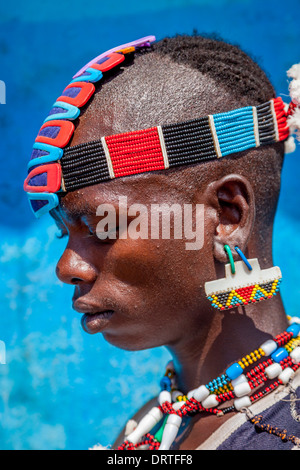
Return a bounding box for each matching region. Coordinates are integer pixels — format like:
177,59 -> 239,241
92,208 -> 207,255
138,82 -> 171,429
287,101 -> 297,117
273,97 -> 289,141
105,127 -> 165,178
118,434 -> 160,451
274,330 -> 293,347
24,163 -> 62,193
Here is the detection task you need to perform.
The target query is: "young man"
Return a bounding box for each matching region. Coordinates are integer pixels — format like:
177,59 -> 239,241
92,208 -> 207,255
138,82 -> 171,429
24,34 -> 300,450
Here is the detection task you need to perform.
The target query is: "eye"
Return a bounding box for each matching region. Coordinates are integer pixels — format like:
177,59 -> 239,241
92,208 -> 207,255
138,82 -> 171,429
93,225 -> 120,242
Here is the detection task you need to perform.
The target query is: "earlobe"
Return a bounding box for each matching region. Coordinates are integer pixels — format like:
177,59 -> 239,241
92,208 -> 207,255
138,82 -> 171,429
205,174 -> 255,263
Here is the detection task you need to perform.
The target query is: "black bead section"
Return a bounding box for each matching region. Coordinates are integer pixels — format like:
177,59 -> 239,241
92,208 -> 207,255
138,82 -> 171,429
256,102 -> 277,145
61,140 -> 110,191
162,117 -> 218,167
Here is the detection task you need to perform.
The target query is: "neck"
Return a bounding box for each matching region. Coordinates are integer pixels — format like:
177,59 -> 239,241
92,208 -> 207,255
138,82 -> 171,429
166,293 -> 288,394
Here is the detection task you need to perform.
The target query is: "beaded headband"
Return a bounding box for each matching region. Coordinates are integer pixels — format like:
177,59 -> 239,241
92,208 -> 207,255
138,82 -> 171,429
23,35 -> 297,218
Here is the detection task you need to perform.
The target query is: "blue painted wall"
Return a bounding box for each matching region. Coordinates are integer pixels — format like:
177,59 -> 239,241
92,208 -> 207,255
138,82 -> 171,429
0,0 -> 299,449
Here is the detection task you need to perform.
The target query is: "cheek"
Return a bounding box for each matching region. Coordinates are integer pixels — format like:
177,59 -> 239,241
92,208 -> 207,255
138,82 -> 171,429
105,237 -> 204,305
111,240 -> 174,289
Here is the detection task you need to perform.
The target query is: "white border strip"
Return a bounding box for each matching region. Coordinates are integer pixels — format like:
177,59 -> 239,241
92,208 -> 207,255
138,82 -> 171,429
252,106 -> 260,147
270,99 -> 279,142
157,125 -> 169,169
60,174 -> 66,192
208,115 -> 222,158
101,136 -> 115,179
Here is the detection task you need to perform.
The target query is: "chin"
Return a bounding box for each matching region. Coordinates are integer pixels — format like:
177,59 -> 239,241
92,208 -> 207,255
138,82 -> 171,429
102,330 -> 165,352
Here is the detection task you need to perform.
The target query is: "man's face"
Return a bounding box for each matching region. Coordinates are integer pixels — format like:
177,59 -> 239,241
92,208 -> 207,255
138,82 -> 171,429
53,171 -> 214,351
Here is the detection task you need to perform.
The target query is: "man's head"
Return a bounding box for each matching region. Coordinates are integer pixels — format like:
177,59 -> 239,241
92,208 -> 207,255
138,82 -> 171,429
29,34 -> 287,350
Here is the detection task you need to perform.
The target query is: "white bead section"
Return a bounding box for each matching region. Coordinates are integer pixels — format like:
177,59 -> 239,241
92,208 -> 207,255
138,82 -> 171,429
172,401 -> 186,411
187,389 -> 196,400
124,419 -> 137,436
265,363 -> 282,379
127,407 -> 163,445
201,394 -> 219,409
278,367 -> 295,384
234,396 -> 251,411
288,316 -> 300,326
260,339 -> 277,356
158,390 -> 172,405
159,414 -> 182,450
290,347 -> 300,364
192,385 -> 210,402
233,381 -> 252,398
231,374 -> 247,387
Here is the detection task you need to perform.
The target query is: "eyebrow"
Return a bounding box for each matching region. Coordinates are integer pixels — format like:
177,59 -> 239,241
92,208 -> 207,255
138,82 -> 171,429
65,206 -> 97,220
58,198 -> 97,220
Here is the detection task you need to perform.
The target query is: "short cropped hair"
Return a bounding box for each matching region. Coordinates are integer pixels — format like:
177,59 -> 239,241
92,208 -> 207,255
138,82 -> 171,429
150,34 -> 275,104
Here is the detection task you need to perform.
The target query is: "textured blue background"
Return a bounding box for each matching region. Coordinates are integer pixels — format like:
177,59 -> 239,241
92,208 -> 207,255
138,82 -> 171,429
0,0 -> 299,450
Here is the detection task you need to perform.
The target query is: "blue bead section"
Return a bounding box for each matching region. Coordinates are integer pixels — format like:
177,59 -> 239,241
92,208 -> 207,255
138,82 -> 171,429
28,143 -> 63,170
206,373 -> 229,392
287,323 -> 300,337
71,67 -> 103,83
160,376 -> 172,391
271,347 -> 289,363
253,289 -> 266,300
27,192 -> 59,218
44,101 -> 80,122
213,107 -> 256,157
225,362 -> 243,380
230,295 -> 242,306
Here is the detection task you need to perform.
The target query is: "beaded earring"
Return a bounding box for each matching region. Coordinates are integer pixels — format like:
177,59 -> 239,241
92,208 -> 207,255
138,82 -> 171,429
205,246 -> 282,310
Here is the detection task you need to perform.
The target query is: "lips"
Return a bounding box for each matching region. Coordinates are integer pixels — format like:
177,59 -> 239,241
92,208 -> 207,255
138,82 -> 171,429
81,310 -> 115,334
72,294 -> 117,334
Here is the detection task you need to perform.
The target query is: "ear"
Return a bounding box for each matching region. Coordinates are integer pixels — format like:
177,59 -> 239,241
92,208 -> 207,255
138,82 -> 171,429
204,174 -> 255,263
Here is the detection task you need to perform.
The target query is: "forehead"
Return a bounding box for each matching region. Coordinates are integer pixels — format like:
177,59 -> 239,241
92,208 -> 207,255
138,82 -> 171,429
58,170 -> 191,220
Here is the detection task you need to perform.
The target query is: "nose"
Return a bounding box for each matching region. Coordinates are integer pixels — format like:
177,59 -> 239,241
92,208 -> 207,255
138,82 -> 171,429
56,246 -> 98,285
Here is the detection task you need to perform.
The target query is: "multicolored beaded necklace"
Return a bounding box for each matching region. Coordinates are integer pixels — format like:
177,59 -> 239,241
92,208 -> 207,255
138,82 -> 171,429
117,320 -> 300,450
